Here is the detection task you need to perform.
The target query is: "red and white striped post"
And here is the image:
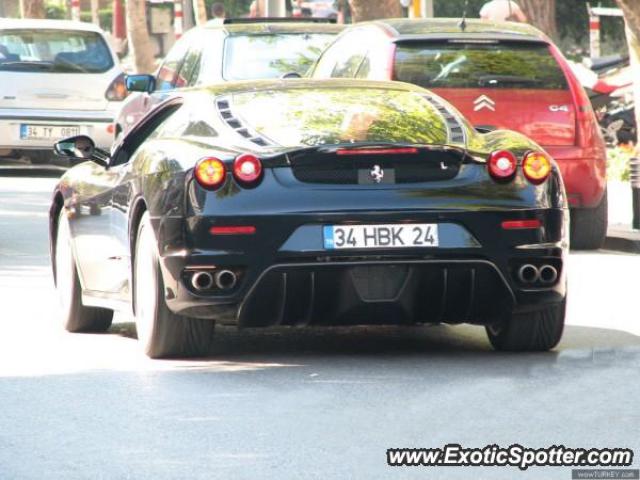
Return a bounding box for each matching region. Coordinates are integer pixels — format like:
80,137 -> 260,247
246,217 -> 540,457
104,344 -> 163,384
174,0 -> 184,39
112,0 -> 126,56
71,0 -> 81,21
589,11 -> 601,60
587,3 -> 601,60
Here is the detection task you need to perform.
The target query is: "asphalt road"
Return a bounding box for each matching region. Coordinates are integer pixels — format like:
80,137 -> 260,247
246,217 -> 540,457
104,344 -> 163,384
1,174 -> 639,480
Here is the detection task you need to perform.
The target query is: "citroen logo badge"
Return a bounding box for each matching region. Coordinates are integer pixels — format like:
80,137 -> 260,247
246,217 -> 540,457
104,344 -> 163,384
474,94 -> 496,112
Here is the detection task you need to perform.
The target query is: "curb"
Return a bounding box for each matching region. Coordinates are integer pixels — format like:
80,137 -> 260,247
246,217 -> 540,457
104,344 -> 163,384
604,232 -> 640,254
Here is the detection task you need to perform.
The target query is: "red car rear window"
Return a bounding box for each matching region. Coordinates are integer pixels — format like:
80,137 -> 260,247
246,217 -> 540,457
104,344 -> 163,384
394,42 -> 568,90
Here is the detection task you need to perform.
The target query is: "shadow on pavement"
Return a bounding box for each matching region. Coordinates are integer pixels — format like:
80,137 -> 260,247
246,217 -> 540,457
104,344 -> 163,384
106,320 -> 640,372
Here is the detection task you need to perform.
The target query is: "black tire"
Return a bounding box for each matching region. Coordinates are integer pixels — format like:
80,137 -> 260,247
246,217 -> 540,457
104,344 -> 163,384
55,210 -> 113,333
570,190 -> 608,250
134,212 -> 215,358
485,299 -> 566,352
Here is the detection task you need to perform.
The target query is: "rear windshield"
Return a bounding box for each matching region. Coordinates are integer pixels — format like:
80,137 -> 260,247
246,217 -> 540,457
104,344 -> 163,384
223,33 -> 334,80
230,87 -> 449,147
0,29 -> 113,73
394,42 -> 568,90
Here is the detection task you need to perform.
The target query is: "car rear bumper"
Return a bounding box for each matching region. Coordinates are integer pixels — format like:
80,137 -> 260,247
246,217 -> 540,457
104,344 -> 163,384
156,207 -> 569,326
0,108 -> 116,151
545,146 -> 607,209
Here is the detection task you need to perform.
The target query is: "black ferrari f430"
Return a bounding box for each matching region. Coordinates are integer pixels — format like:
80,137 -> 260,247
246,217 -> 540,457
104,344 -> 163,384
50,79 -> 568,358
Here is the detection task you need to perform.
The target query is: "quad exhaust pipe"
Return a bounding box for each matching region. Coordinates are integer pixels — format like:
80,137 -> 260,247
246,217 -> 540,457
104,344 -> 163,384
191,271 -> 214,291
517,264 -> 539,284
517,264 -> 558,285
190,269 -> 238,292
215,270 -> 238,290
538,265 -> 558,285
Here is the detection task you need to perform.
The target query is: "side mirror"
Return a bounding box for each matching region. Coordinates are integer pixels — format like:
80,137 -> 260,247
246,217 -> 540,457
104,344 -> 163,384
125,74 -> 156,93
281,71 -> 302,79
54,135 -> 109,167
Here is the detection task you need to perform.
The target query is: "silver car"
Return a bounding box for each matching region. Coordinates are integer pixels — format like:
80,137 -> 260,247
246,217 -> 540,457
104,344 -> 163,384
0,18 -> 125,164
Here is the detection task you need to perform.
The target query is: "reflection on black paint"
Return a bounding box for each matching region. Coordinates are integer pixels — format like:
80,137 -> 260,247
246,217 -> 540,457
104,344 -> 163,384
232,88 -> 450,147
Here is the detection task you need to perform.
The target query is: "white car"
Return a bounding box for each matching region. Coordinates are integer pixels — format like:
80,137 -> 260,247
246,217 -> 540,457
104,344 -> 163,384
0,18 -> 125,164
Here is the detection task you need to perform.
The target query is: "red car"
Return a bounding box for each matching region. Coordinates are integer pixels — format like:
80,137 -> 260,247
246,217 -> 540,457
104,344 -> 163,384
310,18 -> 607,249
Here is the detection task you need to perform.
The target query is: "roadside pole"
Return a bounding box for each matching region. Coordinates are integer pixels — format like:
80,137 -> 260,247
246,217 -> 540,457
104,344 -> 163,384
631,157 -> 640,229
112,0 -> 126,55
588,7 -> 601,59
586,3 -> 624,60
91,0 -> 99,25
71,0 -> 81,21
408,0 -> 434,18
265,0 -> 286,17
174,0 -> 183,39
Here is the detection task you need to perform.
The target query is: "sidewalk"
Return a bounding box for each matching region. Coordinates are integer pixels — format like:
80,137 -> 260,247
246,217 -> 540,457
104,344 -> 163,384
604,180 -> 640,253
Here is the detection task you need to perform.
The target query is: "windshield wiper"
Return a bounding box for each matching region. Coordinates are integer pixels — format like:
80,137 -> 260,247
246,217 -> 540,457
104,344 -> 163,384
0,61 -> 54,71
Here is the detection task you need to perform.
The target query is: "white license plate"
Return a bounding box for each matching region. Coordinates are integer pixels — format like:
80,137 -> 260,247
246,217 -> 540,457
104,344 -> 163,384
323,224 -> 439,249
20,124 -> 82,141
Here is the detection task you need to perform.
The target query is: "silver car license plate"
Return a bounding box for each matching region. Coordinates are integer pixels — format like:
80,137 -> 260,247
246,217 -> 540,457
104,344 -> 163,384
20,124 -> 82,141
323,224 -> 439,249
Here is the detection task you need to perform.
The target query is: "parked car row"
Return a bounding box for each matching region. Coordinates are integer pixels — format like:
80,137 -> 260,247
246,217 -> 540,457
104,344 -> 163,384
0,15 -> 602,357
1,17 -> 607,249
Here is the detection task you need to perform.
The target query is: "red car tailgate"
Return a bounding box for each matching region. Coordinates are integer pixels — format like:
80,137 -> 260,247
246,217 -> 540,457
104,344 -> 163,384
393,40 -> 578,147
430,88 -> 576,147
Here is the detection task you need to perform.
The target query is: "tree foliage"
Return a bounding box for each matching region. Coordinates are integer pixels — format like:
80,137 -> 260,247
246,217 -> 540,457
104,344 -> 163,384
434,0 -> 624,56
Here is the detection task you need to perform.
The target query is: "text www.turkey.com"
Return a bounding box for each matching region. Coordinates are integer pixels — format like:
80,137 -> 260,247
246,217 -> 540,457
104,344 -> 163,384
386,444 -> 634,471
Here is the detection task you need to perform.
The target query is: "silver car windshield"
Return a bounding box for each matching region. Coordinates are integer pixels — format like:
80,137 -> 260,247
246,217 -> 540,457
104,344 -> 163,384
223,33 -> 334,80
0,29 -> 113,73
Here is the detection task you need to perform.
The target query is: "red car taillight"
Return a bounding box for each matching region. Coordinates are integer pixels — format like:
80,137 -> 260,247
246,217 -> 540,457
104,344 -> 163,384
195,157 -> 226,190
488,150 -> 517,181
522,151 -> 552,185
233,154 -> 262,186
105,73 -> 128,101
501,219 -> 542,230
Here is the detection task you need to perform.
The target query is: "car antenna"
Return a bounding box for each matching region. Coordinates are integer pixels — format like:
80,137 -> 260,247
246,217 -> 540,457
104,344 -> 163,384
459,0 -> 468,31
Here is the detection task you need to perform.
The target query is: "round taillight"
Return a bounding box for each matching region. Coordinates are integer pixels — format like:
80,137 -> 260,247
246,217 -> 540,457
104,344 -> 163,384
195,157 -> 226,190
233,154 -> 262,186
488,150 -> 517,180
523,151 -> 552,185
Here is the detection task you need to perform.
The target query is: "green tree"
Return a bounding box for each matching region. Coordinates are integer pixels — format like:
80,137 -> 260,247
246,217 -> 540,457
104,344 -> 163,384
434,0 -> 625,56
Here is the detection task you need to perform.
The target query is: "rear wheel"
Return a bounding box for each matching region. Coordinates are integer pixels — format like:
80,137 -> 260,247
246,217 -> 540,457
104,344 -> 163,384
485,299 -> 566,352
134,212 -> 214,359
55,210 -> 113,332
570,190 -> 607,250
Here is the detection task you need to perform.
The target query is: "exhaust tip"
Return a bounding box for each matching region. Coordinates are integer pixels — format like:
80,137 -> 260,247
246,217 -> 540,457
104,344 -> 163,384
539,265 -> 558,285
517,264 -> 539,284
215,270 -> 237,290
191,271 -> 214,291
